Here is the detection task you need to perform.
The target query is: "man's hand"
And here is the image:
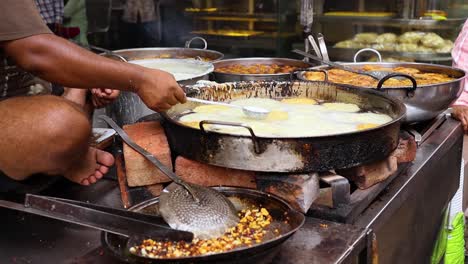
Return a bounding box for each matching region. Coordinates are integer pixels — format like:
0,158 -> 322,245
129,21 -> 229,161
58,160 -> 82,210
90,88 -> 120,108
3,34 -> 186,112
135,69 -> 187,112
452,105 -> 468,133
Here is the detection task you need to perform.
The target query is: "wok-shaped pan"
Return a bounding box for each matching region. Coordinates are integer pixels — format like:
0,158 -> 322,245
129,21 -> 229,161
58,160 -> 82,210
162,81 -> 406,172
102,187 -> 305,263
296,62 -> 466,123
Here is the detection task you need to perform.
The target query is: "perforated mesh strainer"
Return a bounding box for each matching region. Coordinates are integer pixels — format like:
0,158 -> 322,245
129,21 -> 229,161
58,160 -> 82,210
101,116 -> 238,239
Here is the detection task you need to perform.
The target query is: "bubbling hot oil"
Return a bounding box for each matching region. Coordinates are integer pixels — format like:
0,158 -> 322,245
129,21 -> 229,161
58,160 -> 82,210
178,98 -> 393,137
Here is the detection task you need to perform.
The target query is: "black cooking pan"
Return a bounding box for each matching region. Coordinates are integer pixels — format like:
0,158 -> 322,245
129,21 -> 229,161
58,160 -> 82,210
102,187 -> 305,263
162,81 -> 406,173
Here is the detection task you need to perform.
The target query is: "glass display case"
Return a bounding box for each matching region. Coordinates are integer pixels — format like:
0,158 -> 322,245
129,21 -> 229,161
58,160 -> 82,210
183,0 -> 300,57
308,0 -> 467,63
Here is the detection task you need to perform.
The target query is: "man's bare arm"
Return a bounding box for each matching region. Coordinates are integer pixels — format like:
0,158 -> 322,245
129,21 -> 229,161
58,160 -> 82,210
1,34 -> 186,111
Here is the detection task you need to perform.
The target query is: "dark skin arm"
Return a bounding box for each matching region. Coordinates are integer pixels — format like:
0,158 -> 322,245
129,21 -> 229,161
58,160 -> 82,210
1,33 -> 186,111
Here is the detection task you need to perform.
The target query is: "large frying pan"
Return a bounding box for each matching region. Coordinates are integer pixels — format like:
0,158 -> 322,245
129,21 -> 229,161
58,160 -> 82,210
161,81 -> 406,173
102,187 -> 305,263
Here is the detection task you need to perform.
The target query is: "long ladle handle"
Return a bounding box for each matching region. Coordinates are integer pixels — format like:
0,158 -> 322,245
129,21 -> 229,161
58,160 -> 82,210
99,116 -> 200,201
0,196 -> 193,241
292,49 -> 377,79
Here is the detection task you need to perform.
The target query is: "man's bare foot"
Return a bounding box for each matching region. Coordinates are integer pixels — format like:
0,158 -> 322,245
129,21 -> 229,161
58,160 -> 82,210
64,147 -> 115,186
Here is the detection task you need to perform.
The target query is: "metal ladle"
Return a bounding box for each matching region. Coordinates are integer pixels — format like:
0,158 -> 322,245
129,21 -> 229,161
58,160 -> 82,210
187,97 -> 271,120
100,116 -> 239,239
292,49 -> 397,80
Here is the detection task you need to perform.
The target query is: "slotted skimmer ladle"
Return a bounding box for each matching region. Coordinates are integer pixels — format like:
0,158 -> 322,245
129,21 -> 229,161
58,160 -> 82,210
100,116 -> 239,239
187,97 -> 270,120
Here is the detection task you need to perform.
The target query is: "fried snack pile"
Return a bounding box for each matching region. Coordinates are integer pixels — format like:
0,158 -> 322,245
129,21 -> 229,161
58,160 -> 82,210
180,98 -> 393,137
334,31 -> 453,54
216,64 -> 298,74
303,66 -> 454,87
129,208 -> 275,259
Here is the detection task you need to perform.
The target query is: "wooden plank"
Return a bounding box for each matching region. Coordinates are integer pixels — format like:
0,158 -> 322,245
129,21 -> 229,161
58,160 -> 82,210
115,153 -> 131,208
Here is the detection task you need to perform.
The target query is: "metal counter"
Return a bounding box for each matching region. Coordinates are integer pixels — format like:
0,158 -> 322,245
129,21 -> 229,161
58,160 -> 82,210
0,180 -> 369,263
355,117 -> 463,263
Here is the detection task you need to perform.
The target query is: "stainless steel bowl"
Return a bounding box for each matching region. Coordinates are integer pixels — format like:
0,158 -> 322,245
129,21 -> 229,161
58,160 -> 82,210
107,47 -> 224,62
129,58 -> 214,83
297,62 -> 466,123
213,58 -> 312,83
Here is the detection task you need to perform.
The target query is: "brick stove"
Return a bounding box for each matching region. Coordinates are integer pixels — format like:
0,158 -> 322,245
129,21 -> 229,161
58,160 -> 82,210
117,113 -> 463,264
117,118 -> 417,217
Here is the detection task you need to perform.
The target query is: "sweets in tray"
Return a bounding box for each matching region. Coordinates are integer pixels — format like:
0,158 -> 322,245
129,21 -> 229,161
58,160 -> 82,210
334,31 -> 453,54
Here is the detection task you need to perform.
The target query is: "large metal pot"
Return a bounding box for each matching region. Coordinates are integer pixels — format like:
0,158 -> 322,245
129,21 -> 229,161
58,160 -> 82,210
106,47 -> 224,62
212,58 -> 312,82
162,81 -> 406,173
107,59 -> 213,126
297,62 -> 466,123
97,37 -> 224,62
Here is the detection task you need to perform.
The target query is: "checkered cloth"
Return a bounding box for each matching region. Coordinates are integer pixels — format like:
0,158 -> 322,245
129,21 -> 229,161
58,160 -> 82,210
452,19 -> 468,106
35,0 -> 64,24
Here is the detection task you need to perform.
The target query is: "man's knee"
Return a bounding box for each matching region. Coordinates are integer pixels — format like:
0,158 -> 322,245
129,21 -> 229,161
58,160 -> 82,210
0,95 -> 91,177
44,96 -> 90,134
38,96 -> 91,159
1,95 -> 90,157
